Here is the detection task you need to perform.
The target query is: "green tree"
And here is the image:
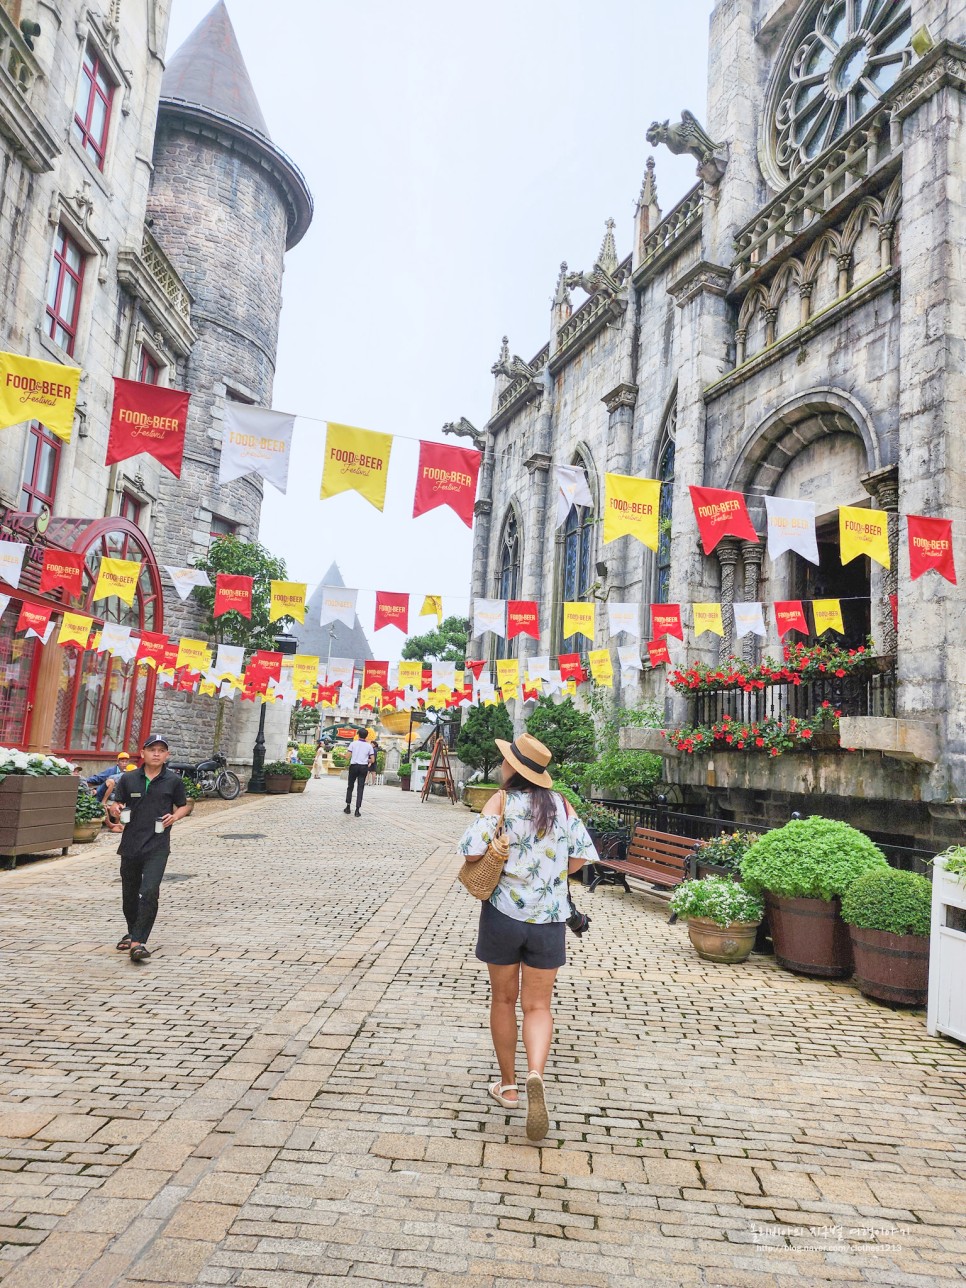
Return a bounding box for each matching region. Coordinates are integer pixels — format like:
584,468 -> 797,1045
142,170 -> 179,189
456,703 -> 513,783
401,615 -> 468,663
192,535 -> 296,656
525,696 -> 595,768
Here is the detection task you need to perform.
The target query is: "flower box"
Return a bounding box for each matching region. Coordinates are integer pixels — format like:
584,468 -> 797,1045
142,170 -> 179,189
0,776 -> 78,865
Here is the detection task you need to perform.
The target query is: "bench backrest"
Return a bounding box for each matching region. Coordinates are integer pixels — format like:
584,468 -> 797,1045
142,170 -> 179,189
628,826 -> 696,879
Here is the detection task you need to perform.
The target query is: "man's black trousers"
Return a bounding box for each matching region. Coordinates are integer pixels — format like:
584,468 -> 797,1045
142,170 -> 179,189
120,852 -> 168,943
346,764 -> 367,810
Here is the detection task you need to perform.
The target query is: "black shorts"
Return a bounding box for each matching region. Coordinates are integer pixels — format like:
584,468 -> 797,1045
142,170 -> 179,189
475,900 -> 566,969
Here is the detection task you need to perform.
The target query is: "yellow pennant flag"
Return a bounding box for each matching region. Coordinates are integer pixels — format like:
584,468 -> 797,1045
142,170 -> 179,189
603,474 -> 661,549
93,557 -> 142,606
496,658 -> 519,690
360,683 -> 382,708
813,599 -> 845,635
176,638 -> 211,671
454,670 -> 464,689
199,680 -> 218,697
693,602 -> 724,637
320,422 -> 393,512
588,647 -> 614,686
292,654 -> 319,691
563,679 -> 578,698
398,660 -> 423,688
563,601 -> 595,640
58,612 -> 93,648
0,351 -> 81,443
420,594 -> 443,626
840,506 -> 890,569
270,580 -> 306,623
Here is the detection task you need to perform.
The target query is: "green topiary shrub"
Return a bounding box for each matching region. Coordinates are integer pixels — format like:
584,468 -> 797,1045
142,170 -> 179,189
840,868 -> 932,937
290,763 -> 312,781
263,760 -> 295,777
739,816 -> 888,901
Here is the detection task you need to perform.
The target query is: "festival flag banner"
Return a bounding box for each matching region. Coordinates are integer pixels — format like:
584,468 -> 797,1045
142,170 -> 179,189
525,657 -> 551,682
213,574 -> 253,619
319,586 -> 358,629
908,515 -> 957,583
39,551 -> 83,597
813,599 -> 844,635
363,660 -> 389,690
507,601 -> 539,639
420,594 -> 443,625
617,644 -> 642,672
890,592 -> 899,630
397,660 -> 424,688
270,581 -> 306,623
0,594 -> 10,621
689,486 -> 759,554
374,591 -> 409,633
0,351 -> 80,442
496,658 -> 519,690
159,641 -> 180,673
764,496 -> 818,564
359,684 -> 382,710
555,465 -> 593,527
213,643 -> 245,679
136,631 -> 169,667
733,601 -> 766,638
57,612 -> 92,648
292,655 -> 319,692
465,658 -> 488,681
693,602 -> 724,637
106,378 -> 190,477
558,654 -> 586,684
325,657 -> 355,688
588,648 -> 614,686
840,506 -> 890,568
412,440 -> 481,528
607,602 -> 640,638
165,566 -> 210,600
563,601 -> 595,641
219,404 -> 295,492
432,661 -> 456,689
177,638 -> 211,672
646,640 -> 671,667
199,680 -> 218,697
16,602 -> 50,639
93,558 -> 142,606
0,541 -> 29,593
97,623 -> 132,657
774,600 -> 809,639
320,422 -> 393,511
603,474 -> 661,548
473,598 -> 506,638
250,651 -> 283,682
651,603 -> 683,640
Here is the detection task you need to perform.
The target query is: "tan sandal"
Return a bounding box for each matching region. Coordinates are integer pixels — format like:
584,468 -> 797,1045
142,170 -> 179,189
489,1081 -> 519,1108
525,1071 -> 550,1140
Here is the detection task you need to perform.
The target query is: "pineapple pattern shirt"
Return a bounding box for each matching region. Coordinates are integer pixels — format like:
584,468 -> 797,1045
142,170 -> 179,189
457,790 -> 598,924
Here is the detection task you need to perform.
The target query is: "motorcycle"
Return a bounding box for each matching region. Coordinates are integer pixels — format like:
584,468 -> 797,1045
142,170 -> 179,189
168,751 -> 241,801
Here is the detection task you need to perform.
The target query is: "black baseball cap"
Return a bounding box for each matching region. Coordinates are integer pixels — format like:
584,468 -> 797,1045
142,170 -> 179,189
142,734 -> 170,749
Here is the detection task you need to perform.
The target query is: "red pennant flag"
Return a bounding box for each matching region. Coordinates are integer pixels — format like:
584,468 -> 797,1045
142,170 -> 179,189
39,551 -> 83,597
465,659 -> 487,681
160,641 -> 180,671
382,688 -> 404,709
16,603 -> 51,637
689,486 -> 759,555
135,631 -> 169,666
507,601 -> 539,640
522,684 -> 540,703
889,592 -> 898,631
374,591 -> 409,633
421,668 -> 433,690
774,600 -> 809,638
213,574 -> 253,619
646,639 -> 671,667
106,377 -> 190,479
412,440 -> 481,528
363,660 -> 389,689
650,604 -> 683,640
250,650 -> 282,682
558,654 -> 586,684
907,515 -> 956,584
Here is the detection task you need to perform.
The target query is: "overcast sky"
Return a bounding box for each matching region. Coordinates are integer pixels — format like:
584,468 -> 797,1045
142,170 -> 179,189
166,0 -> 714,657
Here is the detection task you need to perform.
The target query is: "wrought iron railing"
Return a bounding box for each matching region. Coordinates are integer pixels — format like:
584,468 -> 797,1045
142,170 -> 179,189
688,659 -> 896,728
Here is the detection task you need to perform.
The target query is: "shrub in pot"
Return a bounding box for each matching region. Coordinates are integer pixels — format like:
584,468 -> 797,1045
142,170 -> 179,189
398,761 -> 412,791
263,761 -> 294,794
670,876 -> 765,963
840,868 -> 931,1006
740,817 -> 888,978
0,747 -> 77,863
693,830 -> 758,879
289,763 -> 312,793
73,788 -> 105,843
182,779 -> 203,814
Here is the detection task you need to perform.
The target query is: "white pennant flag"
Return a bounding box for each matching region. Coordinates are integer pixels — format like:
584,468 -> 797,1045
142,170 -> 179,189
618,644 -> 642,672
476,681 -> 496,703
213,643 -> 245,680
607,602 -> 640,638
555,465 -> 593,528
473,598 -> 506,638
338,682 -> 359,713
165,566 -> 210,600
733,601 -> 766,638
319,586 -> 358,629
0,593 -> 11,621
0,541 -> 27,590
432,661 -> 456,689
526,656 -> 551,681
219,404 -> 296,494
326,656 -> 354,687
764,496 -> 819,565
543,669 -> 564,693
98,623 -> 133,657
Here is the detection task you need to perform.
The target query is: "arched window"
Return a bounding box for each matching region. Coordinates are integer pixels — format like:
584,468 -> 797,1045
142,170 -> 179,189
654,403 -> 676,605
562,498 -> 594,652
496,512 -> 521,659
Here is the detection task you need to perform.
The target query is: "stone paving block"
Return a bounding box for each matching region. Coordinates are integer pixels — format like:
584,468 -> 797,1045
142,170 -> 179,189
0,1115 -> 56,1141
127,1236 -> 217,1283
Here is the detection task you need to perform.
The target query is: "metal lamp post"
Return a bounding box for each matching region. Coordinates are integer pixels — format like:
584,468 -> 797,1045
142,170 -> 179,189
248,631 -> 299,793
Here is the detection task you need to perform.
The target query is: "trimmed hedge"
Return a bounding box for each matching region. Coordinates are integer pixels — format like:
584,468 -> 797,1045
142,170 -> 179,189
841,868 -> 932,937
739,816 -> 888,901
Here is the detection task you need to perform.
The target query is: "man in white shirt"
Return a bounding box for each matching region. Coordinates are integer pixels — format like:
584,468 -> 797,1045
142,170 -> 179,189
344,731 -> 375,817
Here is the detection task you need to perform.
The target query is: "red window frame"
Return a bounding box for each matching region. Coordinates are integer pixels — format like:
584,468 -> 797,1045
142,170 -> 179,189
73,46 -> 115,169
20,421 -> 61,514
137,346 -> 160,384
119,491 -> 142,526
46,227 -> 85,355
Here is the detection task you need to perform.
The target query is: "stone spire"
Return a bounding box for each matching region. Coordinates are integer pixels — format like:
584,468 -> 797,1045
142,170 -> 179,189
161,1 -> 270,139
633,157 -> 662,265
638,156 -> 660,212
553,261 -> 571,307
596,218 -> 618,274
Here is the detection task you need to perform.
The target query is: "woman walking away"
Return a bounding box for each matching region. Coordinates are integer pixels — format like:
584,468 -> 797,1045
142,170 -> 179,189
457,733 -> 597,1140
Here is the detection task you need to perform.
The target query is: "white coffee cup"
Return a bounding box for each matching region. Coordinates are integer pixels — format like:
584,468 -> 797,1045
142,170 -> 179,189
154,818 -> 165,834
120,808 -> 131,823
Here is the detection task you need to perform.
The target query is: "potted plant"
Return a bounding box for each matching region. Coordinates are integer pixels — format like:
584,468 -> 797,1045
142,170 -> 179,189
399,761 -> 412,792
692,830 -> 758,879
456,704 -> 513,811
73,788 -> 105,843
670,876 -> 765,963
328,745 -> 350,774
263,761 -> 295,794
289,763 -> 312,793
182,779 -> 202,815
740,817 -> 888,978
840,868 -> 932,1006
0,747 -> 77,866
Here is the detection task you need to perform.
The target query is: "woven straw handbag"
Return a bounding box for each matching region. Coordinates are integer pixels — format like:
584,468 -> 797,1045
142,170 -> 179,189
458,791 -> 510,899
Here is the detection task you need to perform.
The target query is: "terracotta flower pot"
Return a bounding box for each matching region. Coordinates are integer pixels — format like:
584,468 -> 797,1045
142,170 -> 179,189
289,778 -> 307,793
400,776 -> 411,792
764,891 -> 853,978
463,784 -> 497,812
264,774 -> 292,795
72,821 -> 103,844
686,916 -> 760,964
848,926 -> 929,1006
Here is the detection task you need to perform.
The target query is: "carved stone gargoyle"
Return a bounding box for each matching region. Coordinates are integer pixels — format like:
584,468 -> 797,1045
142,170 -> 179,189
441,418 -> 486,450
646,109 -> 727,185
490,337 -> 539,385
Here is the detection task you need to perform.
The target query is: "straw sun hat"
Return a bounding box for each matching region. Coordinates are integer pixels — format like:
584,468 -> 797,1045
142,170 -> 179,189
494,733 -> 554,789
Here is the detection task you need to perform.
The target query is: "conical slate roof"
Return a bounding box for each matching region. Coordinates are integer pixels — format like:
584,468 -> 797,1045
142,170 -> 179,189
294,563 -> 374,670
162,1 -> 270,138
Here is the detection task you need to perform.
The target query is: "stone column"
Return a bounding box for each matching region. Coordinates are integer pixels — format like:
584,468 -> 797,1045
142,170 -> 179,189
716,539 -> 740,659
469,438 -> 495,653
520,377 -> 554,677
862,464 -> 899,658
740,541 -> 765,664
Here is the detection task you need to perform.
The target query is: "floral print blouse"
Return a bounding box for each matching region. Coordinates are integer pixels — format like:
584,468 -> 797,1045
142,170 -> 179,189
457,790 -> 598,924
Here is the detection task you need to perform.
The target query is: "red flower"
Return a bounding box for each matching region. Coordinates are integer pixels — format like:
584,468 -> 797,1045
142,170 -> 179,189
755,737 -> 765,747
769,748 -> 779,757
835,668 -> 846,678
801,728 -> 813,739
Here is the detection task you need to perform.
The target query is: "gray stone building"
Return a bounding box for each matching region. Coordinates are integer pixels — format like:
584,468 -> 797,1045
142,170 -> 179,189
455,0 -> 965,851
0,0 -> 311,766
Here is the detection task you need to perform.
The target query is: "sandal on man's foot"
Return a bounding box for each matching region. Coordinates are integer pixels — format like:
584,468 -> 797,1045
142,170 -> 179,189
129,944 -> 151,963
115,936 -> 132,952
488,1081 -> 519,1108
525,1071 -> 550,1141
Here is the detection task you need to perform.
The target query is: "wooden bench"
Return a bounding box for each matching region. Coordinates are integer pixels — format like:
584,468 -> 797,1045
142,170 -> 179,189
588,825 -> 696,895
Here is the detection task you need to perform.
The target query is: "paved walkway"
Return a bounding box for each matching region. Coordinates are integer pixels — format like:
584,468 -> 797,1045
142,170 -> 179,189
0,777 -> 964,1288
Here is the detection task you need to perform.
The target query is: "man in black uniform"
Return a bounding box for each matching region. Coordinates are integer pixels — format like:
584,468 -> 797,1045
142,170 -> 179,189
107,734 -> 188,963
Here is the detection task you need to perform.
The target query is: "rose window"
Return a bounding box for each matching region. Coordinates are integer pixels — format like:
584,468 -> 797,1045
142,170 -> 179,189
767,0 -> 912,185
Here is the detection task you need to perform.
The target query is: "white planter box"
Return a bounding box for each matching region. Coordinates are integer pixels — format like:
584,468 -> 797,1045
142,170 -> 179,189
927,857 -> 966,1044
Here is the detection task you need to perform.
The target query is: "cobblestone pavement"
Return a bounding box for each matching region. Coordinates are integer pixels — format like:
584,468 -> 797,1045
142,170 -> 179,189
1,776 -> 965,1288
